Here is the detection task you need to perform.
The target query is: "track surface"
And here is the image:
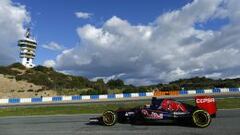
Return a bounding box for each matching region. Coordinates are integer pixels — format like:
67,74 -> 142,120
0,110 -> 239,135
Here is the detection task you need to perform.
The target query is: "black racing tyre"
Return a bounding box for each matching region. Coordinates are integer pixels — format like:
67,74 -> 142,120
102,110 -> 117,126
192,110 -> 211,128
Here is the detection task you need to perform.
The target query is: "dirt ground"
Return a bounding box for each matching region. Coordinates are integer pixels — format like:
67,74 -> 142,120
0,74 -> 57,98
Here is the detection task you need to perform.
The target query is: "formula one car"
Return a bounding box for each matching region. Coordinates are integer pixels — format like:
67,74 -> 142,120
90,96 -> 217,128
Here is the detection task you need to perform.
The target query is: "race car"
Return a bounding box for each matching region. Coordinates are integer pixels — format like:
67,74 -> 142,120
89,96 -> 217,128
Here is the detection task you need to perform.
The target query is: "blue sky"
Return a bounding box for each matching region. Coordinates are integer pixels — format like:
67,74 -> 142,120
1,0 -> 240,85
12,0 -> 230,65
13,0 -> 193,64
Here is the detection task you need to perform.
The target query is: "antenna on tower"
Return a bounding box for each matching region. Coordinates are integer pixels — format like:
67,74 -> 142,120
25,28 -> 31,38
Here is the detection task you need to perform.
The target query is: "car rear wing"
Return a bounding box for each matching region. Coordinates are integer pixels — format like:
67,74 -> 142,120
195,96 -> 217,117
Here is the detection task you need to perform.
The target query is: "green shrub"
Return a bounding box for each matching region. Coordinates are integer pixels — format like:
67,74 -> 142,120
0,66 -> 21,76
17,90 -> 25,92
33,65 -> 54,73
27,89 -> 34,92
8,63 -> 26,70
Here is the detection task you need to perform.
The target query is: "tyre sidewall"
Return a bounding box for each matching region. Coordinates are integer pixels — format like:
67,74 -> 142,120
192,110 -> 211,128
102,110 -> 118,126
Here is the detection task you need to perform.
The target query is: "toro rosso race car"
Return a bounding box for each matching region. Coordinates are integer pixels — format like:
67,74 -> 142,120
90,96 -> 217,128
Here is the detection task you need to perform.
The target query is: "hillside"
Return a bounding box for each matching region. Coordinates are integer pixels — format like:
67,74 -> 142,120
0,63 -> 109,98
0,63 -> 145,98
0,74 -> 56,98
0,63 -> 239,98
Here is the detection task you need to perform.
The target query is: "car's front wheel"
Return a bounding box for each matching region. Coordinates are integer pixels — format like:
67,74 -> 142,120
102,110 -> 118,126
192,110 -> 211,128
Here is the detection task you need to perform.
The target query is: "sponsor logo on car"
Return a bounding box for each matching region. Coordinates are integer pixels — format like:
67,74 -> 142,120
141,109 -> 163,119
125,112 -> 135,116
196,98 -> 215,104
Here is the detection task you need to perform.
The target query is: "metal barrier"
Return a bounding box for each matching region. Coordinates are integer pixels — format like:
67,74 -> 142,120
196,89 -> 204,94
8,98 -> 20,103
72,95 -> 81,100
90,95 -> 99,100
0,88 -> 239,104
52,96 -> 62,102
31,98 -> 42,103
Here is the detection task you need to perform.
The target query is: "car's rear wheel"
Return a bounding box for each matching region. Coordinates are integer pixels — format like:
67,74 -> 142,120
192,110 -> 211,128
102,110 -> 117,126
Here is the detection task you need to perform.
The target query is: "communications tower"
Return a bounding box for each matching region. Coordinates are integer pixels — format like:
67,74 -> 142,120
18,28 -> 37,68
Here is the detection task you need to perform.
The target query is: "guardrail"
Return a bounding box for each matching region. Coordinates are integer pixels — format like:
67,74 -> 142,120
0,88 -> 239,104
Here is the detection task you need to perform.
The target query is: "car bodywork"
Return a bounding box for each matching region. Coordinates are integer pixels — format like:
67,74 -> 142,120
90,96 -> 217,128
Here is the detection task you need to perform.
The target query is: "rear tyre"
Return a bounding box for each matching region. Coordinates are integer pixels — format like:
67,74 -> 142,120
102,110 -> 117,126
192,110 -> 211,128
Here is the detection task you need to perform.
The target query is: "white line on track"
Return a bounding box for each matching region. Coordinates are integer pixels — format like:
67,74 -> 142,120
218,108 -> 240,110
0,114 -> 99,119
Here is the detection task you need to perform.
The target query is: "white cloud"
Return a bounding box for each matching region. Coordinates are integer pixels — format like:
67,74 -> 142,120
75,11 -> 93,19
91,73 -> 126,83
42,41 -> 65,51
53,0 -> 240,85
43,60 -> 56,67
0,0 -> 30,65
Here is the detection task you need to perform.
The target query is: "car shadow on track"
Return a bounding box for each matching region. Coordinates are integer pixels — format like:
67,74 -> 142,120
85,122 -> 196,128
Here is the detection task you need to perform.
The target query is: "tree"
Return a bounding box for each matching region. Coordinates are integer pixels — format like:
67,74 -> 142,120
93,79 -> 107,94
107,79 -> 124,88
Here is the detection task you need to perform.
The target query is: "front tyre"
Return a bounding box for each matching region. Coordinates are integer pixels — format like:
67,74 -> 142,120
192,110 -> 211,128
102,110 -> 117,126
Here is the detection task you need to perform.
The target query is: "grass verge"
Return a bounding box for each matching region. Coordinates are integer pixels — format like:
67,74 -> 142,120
0,98 -> 239,117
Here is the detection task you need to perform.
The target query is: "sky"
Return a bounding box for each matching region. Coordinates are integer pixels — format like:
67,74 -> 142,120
0,0 -> 240,85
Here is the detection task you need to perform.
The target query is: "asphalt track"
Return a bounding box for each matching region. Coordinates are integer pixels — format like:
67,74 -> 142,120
0,109 -> 239,135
